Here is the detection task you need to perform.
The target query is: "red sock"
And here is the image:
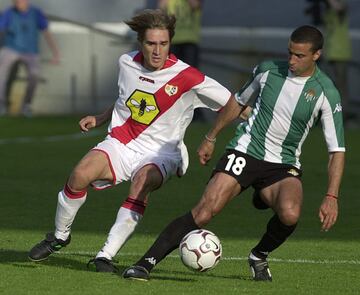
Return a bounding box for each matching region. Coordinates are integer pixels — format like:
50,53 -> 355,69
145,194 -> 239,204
121,197 -> 147,215
64,183 -> 87,199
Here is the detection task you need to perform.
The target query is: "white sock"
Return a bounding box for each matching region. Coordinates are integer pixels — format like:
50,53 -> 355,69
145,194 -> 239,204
249,252 -> 262,261
54,190 -> 87,241
96,207 -> 142,260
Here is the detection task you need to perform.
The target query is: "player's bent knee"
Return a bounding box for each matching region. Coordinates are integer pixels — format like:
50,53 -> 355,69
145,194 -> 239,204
68,168 -> 91,191
192,203 -> 220,227
192,210 -> 212,227
278,210 -> 300,226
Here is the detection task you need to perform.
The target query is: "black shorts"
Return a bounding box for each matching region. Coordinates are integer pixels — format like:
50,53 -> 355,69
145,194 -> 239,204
212,149 -> 302,191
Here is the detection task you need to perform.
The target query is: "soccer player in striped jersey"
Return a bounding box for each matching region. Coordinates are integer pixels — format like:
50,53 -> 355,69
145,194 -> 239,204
123,25 -> 345,282
28,9 -> 231,272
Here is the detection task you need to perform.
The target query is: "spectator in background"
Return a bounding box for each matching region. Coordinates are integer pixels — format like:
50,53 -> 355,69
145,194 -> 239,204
0,0 -> 60,117
158,0 -> 205,120
322,0 -> 352,121
0,8 -> 2,47
158,0 -> 202,67
305,0 -> 352,121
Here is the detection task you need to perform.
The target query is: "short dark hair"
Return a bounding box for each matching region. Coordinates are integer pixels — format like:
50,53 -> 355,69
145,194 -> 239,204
290,25 -> 324,52
125,9 -> 176,43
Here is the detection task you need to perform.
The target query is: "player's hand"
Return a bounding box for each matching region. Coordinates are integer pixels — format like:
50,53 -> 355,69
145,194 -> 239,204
79,116 -> 97,132
319,195 -> 338,231
49,53 -> 60,65
197,139 -> 215,165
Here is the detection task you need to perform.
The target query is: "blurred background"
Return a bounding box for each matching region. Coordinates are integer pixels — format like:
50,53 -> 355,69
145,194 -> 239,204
1,0 -> 359,124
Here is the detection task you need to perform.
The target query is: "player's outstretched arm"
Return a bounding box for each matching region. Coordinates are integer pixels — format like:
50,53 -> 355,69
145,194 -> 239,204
79,104 -> 114,132
43,30 -> 60,65
319,151 -> 345,231
197,95 -> 245,165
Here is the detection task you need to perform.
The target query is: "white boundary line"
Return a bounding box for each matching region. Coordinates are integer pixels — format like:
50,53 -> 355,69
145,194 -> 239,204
56,251 -> 360,265
0,130 -> 103,145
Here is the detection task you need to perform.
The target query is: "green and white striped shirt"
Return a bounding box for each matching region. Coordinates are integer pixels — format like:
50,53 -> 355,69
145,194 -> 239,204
228,60 -> 345,168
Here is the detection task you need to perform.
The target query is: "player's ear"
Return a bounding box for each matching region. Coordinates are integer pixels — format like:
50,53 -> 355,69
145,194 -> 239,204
313,49 -> 322,62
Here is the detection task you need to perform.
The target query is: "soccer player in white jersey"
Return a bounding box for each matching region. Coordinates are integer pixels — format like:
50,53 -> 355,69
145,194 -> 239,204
28,9 -> 231,272
123,25 -> 345,282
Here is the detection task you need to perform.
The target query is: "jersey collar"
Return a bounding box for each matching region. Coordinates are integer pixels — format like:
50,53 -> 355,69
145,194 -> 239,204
287,64 -> 320,83
133,52 -> 178,70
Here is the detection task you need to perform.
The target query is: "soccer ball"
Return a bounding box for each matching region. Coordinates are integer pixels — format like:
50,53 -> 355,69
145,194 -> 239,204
179,229 -> 222,272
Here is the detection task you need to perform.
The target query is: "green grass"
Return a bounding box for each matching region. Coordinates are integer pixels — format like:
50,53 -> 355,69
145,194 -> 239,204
0,116 -> 359,295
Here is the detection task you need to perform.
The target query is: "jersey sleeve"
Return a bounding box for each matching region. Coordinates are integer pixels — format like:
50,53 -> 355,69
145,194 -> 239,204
192,75 -> 231,111
117,53 -> 129,88
320,90 -> 346,152
234,65 -> 262,106
35,7 -> 49,30
117,55 -> 123,86
0,9 -> 11,31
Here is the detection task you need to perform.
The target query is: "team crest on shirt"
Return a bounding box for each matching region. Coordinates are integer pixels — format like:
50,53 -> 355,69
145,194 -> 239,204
287,169 -> 299,176
303,89 -> 317,102
165,84 -> 178,96
126,90 -> 160,125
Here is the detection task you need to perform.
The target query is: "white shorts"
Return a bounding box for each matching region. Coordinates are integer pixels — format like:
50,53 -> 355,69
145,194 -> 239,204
91,136 -> 182,190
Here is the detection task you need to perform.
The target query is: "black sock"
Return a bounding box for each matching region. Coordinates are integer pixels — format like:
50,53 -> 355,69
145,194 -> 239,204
136,211 -> 199,272
252,214 -> 297,259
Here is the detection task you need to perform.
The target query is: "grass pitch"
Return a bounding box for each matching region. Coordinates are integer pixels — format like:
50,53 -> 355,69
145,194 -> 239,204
0,116 -> 359,295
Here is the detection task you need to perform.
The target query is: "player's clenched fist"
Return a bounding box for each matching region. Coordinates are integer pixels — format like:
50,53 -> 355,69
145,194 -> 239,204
197,140 -> 215,165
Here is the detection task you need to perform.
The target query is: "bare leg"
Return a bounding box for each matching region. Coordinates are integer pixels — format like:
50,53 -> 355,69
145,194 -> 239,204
252,177 -> 303,256
96,165 -> 163,261
55,150 -> 114,240
0,48 -> 19,113
131,172 -> 241,272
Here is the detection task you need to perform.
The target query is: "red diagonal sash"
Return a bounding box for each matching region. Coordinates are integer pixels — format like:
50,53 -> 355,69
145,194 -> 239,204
110,67 -> 204,144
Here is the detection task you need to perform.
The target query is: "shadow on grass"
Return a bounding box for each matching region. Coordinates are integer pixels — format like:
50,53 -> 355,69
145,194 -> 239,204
152,268 -> 252,282
0,249 -> 93,272
0,249 -> 250,282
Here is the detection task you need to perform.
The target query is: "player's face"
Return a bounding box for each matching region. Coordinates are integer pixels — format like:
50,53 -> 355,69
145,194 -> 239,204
288,41 -> 321,77
141,29 -> 170,71
14,0 -> 29,12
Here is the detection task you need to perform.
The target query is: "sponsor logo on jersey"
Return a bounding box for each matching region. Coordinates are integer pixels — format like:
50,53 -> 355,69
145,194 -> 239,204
126,90 -> 160,125
287,168 -> 299,176
165,84 -> 178,96
304,89 -> 317,102
333,103 -> 342,114
139,76 -> 155,84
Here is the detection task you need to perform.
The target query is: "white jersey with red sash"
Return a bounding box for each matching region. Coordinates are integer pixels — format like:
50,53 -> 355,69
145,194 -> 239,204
108,51 -> 231,175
